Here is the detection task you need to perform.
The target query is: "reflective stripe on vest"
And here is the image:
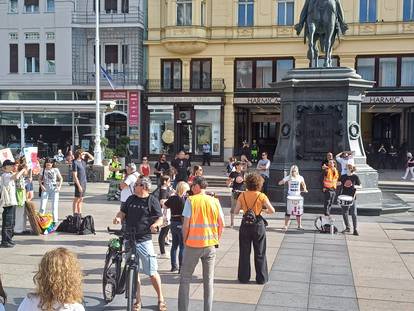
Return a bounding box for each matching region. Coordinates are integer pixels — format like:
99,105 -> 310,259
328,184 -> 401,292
186,194 -> 220,248
323,168 -> 338,189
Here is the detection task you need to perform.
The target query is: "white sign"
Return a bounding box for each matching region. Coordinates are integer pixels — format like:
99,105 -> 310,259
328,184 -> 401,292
23,147 -> 38,170
363,96 -> 414,104
234,97 -> 281,104
0,148 -> 15,164
148,96 -> 222,103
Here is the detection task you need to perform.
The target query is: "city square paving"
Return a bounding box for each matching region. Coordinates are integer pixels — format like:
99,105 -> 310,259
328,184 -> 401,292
1,177 -> 414,310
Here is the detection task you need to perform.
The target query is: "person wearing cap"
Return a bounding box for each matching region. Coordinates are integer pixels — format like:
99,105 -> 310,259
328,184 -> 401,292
178,176 -> 225,311
119,163 -> 139,204
113,177 -> 167,311
1,159 -> 27,248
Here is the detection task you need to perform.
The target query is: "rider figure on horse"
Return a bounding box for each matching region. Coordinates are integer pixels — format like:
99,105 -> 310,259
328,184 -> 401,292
295,0 -> 348,35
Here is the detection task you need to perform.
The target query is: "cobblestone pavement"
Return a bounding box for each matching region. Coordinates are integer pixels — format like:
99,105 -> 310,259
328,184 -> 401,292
1,181 -> 414,310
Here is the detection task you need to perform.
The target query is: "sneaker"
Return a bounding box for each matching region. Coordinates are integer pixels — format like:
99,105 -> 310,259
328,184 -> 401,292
353,230 -> 359,236
0,243 -> 14,248
165,241 -> 171,246
157,253 -> 170,259
297,226 -> 304,230
283,226 -> 288,231
342,228 -> 351,233
402,176 -> 407,180
170,266 -> 178,272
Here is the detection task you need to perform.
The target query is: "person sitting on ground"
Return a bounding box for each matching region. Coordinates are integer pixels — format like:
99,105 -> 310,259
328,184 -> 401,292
17,247 -> 85,311
53,149 -> 65,163
226,157 -> 236,176
0,276 -> 6,311
188,165 -> 203,185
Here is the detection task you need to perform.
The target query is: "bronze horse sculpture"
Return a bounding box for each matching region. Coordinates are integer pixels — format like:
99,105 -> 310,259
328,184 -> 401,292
295,0 -> 348,68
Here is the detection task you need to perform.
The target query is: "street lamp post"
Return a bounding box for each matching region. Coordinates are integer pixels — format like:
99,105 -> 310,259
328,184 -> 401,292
94,0 -> 103,165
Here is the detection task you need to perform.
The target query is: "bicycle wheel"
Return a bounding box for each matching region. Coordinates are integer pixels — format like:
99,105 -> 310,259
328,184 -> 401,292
126,267 -> 136,311
102,249 -> 117,303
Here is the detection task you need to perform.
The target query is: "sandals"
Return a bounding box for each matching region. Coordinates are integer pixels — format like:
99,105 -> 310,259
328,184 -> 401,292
133,302 -> 142,311
158,300 -> 167,311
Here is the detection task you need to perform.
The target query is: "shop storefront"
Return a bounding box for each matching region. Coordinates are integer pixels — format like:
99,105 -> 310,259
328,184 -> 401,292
143,95 -> 224,161
234,95 -> 281,159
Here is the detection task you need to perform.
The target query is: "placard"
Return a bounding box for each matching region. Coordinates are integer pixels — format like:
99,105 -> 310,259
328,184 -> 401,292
23,147 -> 38,170
129,92 -> 140,126
0,148 -> 15,164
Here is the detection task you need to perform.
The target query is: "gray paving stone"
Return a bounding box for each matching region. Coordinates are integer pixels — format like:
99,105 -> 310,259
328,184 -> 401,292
259,291 -> 308,309
313,250 -> 347,258
308,295 -> 359,311
264,280 -> 310,294
310,283 -> 356,298
281,242 -> 314,250
256,306 -> 308,311
314,243 -> 348,252
312,264 -> 352,276
272,262 -> 312,273
277,248 -> 314,257
311,272 -> 355,286
312,256 -> 350,267
283,237 -> 315,244
270,270 -> 311,283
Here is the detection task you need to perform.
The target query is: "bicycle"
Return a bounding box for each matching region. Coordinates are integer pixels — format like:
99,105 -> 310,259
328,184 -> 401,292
103,227 -> 140,310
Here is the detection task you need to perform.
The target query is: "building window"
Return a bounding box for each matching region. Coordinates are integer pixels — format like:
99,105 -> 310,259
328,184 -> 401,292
105,45 -> 118,74
256,60 -> 273,88
24,0 -> 39,13
401,57 -> 414,86
9,44 -> 18,73
195,108 -> 221,156
122,0 -> 129,13
9,33 -> 18,40
25,43 -> 39,73
236,60 -> 253,88
278,0 -> 294,26
105,0 -> 117,13
25,32 -> 40,40
201,0 -> 206,26
191,59 -> 211,90
356,57 -> 375,81
177,0 -> 192,26
276,59 -> 294,82
9,0 -> 18,13
162,60 -> 182,90
46,0 -> 55,12
378,57 -> 397,87
360,0 -> 376,23
149,106 -> 174,155
404,0 -> 414,21
238,0 -> 254,26
46,32 -> 55,40
46,43 -> 55,73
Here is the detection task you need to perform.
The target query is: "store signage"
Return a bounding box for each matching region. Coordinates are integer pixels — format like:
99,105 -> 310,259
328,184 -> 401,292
148,96 -> 222,103
129,92 -> 140,126
101,90 -> 128,100
363,96 -> 414,104
234,97 -> 281,104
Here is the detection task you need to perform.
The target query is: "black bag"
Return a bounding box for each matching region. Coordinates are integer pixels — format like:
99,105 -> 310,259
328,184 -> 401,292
56,215 -> 81,233
241,193 -> 260,226
78,215 -> 96,235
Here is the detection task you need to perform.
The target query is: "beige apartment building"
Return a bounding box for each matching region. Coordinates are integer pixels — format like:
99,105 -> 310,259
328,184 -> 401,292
144,0 -> 414,161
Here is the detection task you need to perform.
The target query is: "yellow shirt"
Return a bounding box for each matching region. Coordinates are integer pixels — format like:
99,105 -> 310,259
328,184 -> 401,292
237,191 -> 268,215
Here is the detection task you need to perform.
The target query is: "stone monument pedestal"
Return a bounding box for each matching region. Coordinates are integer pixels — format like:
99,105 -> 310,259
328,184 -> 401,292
269,67 -> 383,215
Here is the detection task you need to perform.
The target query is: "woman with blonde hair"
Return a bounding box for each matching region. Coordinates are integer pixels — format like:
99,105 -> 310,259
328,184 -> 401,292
164,181 -> 190,273
18,247 -> 84,311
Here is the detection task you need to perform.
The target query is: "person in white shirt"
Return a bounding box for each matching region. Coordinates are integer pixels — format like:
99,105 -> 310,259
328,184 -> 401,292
335,151 -> 354,176
119,163 -> 139,203
278,165 -> 308,230
18,247 -> 85,311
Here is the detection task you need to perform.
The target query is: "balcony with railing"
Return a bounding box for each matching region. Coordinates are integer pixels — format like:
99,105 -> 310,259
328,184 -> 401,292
73,71 -> 143,87
72,10 -> 144,25
145,79 -> 226,93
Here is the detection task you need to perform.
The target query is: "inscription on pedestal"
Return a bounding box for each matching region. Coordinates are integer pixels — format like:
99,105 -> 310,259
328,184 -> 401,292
304,114 -> 333,154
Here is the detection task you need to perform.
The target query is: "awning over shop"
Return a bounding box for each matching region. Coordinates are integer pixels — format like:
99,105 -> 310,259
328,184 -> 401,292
0,100 -> 116,112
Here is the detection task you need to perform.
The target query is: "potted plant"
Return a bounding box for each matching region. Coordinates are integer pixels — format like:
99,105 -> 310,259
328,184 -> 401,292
115,136 -> 130,168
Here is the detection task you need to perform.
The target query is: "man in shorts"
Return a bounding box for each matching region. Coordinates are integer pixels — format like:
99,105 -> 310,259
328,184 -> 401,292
72,149 -> 94,217
113,177 -> 167,311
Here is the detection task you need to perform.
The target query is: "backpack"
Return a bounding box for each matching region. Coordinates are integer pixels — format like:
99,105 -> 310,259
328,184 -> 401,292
241,193 -> 260,226
56,215 -> 81,233
314,216 -> 338,234
78,215 -> 96,235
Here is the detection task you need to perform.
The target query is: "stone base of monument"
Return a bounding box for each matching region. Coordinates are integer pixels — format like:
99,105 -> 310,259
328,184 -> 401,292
268,67 -> 394,216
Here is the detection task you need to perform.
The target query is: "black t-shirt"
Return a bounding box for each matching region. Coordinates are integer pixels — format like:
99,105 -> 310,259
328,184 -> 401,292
120,194 -> 163,243
340,174 -> 361,197
154,161 -> 170,177
159,187 -> 173,201
229,171 -> 244,192
164,195 -> 186,223
171,158 -> 190,182
72,160 -> 87,184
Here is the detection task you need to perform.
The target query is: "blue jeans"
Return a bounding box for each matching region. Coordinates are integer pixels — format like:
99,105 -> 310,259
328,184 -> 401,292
170,221 -> 184,269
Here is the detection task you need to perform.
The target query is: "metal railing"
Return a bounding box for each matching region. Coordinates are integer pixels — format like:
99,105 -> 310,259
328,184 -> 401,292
145,79 -> 226,92
73,71 -> 143,86
72,10 -> 144,25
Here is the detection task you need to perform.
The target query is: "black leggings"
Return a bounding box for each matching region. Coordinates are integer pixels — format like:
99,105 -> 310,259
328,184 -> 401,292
158,225 -> 170,254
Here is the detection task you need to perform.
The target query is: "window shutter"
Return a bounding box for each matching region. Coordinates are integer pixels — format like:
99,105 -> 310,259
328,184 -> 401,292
9,44 -> 18,73
46,43 -> 55,61
105,0 -> 117,11
24,0 -> 39,6
122,0 -> 129,13
122,45 -> 128,64
105,45 -> 118,64
25,44 -> 39,58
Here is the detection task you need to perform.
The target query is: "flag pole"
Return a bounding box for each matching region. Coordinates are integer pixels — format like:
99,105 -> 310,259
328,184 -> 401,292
94,0 -> 102,165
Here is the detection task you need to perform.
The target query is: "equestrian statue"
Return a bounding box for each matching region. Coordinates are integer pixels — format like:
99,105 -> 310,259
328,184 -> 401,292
295,0 -> 348,68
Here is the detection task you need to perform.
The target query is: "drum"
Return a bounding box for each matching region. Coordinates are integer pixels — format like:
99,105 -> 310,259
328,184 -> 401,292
287,195 -> 304,216
337,195 -> 353,207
